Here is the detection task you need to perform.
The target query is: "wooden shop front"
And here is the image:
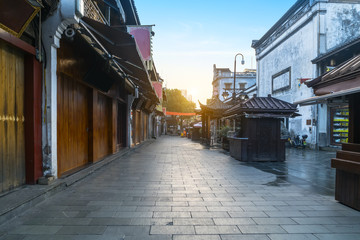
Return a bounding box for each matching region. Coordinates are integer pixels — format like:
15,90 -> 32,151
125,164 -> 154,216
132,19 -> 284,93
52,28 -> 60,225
56,26 -> 132,176
0,31 -> 42,191
304,55 -> 360,210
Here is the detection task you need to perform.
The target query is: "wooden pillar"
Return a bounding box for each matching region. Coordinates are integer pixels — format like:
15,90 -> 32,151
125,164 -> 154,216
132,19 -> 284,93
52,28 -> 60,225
201,112 -> 206,139
207,115 -> 211,140
126,95 -> 135,148
24,55 -> 42,184
141,111 -> 144,142
111,99 -> 117,153
89,89 -> 98,162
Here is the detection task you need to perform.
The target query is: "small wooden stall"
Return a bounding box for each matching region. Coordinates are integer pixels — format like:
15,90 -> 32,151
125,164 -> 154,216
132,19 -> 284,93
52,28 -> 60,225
302,54 -> 360,210
224,95 -> 298,162
191,122 -> 202,141
199,97 -> 233,145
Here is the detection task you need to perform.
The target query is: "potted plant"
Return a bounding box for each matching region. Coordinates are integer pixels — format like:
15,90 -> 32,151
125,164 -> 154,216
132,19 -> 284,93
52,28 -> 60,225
219,126 -> 231,150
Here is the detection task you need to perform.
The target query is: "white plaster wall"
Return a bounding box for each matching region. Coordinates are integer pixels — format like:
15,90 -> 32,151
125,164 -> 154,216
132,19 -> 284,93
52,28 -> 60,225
257,12 -> 318,144
318,104 -> 328,133
257,21 -> 316,101
41,0 -> 82,177
255,1 -> 360,147
326,3 -> 360,50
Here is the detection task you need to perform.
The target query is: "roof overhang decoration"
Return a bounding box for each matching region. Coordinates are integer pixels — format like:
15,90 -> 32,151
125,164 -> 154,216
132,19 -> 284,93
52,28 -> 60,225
0,0 -> 42,38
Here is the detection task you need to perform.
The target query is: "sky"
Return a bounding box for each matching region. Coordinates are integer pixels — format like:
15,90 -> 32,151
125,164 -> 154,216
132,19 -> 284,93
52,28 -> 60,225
134,0 -> 297,105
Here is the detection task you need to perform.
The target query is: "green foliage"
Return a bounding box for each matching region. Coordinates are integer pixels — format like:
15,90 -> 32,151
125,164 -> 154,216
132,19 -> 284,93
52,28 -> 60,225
219,125 -> 231,138
163,89 -> 196,113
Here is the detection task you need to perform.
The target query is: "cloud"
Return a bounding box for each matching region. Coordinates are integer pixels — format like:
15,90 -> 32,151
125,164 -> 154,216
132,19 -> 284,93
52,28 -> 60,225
177,21 -> 204,31
199,39 -> 220,46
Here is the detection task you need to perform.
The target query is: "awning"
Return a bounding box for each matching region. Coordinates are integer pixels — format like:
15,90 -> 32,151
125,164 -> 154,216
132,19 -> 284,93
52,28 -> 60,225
79,17 -> 157,101
294,86 -> 360,106
76,19 -> 135,92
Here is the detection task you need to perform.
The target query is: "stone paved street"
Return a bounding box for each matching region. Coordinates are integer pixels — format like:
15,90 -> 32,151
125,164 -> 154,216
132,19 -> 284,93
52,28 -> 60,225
1,136 -> 360,240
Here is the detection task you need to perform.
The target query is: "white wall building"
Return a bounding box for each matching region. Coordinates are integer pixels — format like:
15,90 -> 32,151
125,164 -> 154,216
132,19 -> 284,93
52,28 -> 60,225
180,89 -> 193,102
212,64 -> 256,101
252,0 -> 360,148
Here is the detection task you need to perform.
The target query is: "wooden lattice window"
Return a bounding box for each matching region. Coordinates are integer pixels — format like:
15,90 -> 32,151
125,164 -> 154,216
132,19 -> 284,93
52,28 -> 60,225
83,0 -> 107,24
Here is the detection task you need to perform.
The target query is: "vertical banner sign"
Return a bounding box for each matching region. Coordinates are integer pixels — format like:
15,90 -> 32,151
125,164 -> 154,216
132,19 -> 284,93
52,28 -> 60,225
151,82 -> 163,100
127,26 -> 152,61
152,82 -> 163,113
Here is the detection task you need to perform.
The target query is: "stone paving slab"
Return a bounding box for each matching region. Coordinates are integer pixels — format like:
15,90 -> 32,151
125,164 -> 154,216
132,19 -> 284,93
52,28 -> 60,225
0,136 -> 360,239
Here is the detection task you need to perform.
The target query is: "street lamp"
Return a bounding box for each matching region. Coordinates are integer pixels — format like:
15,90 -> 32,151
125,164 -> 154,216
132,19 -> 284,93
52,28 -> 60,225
233,53 -> 245,101
222,91 -> 229,100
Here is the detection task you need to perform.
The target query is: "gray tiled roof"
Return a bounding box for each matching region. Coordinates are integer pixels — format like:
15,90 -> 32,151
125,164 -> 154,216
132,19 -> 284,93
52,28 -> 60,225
225,95 -> 297,116
199,97 -> 233,112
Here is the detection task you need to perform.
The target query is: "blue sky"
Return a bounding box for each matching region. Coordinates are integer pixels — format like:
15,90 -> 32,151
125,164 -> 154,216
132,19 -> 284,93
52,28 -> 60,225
135,0 -> 297,105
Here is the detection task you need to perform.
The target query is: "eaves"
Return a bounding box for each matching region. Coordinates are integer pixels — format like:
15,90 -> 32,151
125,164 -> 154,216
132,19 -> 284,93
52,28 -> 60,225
255,9 -> 325,62
311,37 -> 360,64
252,0 -> 309,49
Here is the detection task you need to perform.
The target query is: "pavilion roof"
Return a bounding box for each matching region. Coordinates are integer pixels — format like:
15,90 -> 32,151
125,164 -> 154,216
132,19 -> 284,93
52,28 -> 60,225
199,97 -> 233,113
224,95 -> 299,118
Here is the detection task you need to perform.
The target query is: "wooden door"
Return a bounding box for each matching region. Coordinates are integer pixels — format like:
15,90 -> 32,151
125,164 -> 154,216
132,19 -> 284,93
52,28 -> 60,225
94,93 -> 111,161
135,110 -> 141,144
142,112 -> 146,141
256,119 -> 277,160
117,102 -> 126,147
0,41 -> 25,192
57,74 -> 89,176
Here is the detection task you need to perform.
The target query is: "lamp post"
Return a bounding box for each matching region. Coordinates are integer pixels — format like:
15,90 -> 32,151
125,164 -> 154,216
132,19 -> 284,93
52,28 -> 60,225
233,53 -> 245,101
222,91 -> 229,100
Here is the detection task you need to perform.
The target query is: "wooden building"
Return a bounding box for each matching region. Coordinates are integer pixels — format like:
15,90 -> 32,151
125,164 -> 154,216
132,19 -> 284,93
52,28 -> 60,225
55,19 -> 133,176
0,0 -> 161,191
296,54 -> 360,210
0,2 -> 43,192
199,97 -> 233,145
224,95 -> 298,162
52,5 -> 159,176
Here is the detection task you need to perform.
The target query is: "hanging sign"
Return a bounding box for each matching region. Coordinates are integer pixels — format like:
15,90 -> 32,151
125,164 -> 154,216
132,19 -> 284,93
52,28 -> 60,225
127,25 -> 152,61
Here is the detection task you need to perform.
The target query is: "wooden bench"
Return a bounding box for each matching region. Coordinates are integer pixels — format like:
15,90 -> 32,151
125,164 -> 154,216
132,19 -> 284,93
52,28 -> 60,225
331,143 -> 360,210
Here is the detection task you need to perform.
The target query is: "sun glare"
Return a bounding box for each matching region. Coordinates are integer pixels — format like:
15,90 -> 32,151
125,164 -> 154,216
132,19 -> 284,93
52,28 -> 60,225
188,88 -> 198,100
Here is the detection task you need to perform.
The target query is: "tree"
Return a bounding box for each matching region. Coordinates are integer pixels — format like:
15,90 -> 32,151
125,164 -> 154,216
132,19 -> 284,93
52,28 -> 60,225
163,89 -> 196,113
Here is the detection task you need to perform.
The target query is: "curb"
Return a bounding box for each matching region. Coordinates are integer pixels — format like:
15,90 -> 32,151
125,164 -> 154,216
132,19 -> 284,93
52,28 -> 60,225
0,139 -> 155,226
